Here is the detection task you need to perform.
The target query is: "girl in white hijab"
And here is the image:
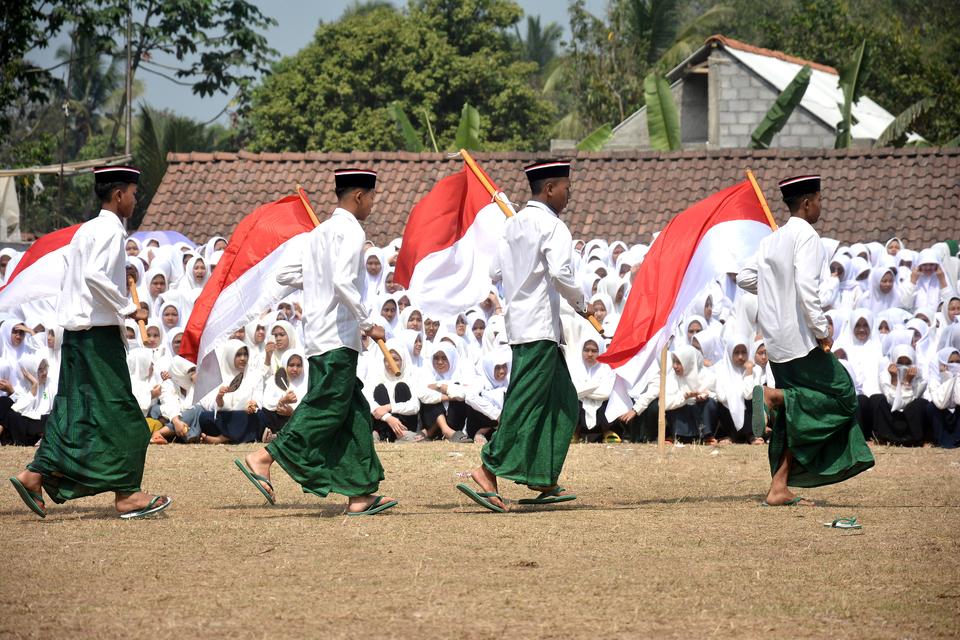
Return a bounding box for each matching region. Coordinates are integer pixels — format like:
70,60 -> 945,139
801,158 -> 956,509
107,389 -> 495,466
260,349 -> 308,442
833,309 -> 883,398
859,264 -> 903,313
714,333 -> 757,443
570,336 -> 618,443
365,339 -> 419,442
264,320 -> 300,375
902,249 -> 955,312
127,347 -> 160,419
199,339 -> 263,444
928,347 -> 960,448
2,353 -> 52,445
663,344 -> 718,443
419,341 -> 475,442
464,347 -> 512,445
589,292 -> 620,339
154,356 -> 199,443
362,247 -> 386,303
871,344 -> 927,445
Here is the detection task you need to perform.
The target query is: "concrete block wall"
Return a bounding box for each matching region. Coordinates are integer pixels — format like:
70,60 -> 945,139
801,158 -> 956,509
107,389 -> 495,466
711,49 -> 835,148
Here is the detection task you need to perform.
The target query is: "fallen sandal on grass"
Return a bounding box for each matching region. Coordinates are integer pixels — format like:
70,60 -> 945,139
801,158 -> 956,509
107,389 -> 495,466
456,483 -> 505,513
119,495 -> 172,520
9,477 -> 45,518
518,485 -> 577,505
823,516 -> 862,529
345,495 -> 398,516
234,459 -> 275,505
760,496 -> 815,507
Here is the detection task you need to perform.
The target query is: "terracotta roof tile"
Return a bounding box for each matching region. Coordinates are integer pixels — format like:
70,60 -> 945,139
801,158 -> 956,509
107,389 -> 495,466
144,148 -> 960,249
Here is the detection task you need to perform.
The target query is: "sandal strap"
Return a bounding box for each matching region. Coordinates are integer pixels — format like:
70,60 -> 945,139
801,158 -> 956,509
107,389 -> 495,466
369,496 -> 384,509
477,491 -> 501,499
250,472 -> 274,491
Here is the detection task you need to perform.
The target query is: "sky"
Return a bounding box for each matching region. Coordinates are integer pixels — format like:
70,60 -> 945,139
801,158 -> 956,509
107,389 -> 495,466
28,0 -> 607,126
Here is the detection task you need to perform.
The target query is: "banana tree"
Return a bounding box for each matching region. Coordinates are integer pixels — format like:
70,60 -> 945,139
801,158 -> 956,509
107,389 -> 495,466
873,97 -> 936,148
749,65 -> 812,149
387,102 -> 481,152
576,123 -> 614,151
835,40 -> 869,149
644,72 -> 681,151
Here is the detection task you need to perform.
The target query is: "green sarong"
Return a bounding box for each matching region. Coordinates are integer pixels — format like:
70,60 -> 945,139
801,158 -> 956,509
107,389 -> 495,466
769,347 -> 875,488
266,347 -> 383,497
28,326 -> 150,503
481,340 -> 577,487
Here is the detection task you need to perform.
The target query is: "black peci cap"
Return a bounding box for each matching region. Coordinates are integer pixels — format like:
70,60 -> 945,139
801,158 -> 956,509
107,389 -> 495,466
524,160 -> 571,187
334,168 -> 377,191
778,175 -> 820,201
94,166 -> 140,185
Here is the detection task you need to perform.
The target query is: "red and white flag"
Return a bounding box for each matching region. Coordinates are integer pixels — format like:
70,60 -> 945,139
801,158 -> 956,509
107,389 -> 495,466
0,223 -> 81,315
599,180 -> 775,417
394,166 -> 509,317
180,191 -> 316,400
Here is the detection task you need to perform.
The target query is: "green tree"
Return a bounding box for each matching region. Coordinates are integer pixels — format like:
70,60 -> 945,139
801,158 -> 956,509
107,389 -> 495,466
511,15 -> 564,74
246,1 -> 554,152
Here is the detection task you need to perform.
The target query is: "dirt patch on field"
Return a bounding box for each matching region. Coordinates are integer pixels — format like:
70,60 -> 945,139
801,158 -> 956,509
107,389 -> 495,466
1,443 -> 958,639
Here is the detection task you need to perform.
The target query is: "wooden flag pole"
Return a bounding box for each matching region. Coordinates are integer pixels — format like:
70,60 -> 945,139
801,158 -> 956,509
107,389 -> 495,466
657,343 -> 668,455
746,169 -> 779,231
459,149 -> 607,337
296,184 -> 400,376
127,275 -> 148,343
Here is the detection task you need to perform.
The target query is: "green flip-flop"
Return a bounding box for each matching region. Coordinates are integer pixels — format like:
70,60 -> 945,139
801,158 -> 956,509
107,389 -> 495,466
751,385 -> 766,439
456,483 -> 505,513
518,485 -> 577,505
760,496 -> 815,507
823,516 -> 862,529
234,459 -> 275,505
345,495 -> 398,516
9,477 -> 45,518
119,495 -> 172,520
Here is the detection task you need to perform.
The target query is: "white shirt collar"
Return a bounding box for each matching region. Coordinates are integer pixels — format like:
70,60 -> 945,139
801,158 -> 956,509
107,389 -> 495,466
97,209 -> 128,237
525,200 -> 558,217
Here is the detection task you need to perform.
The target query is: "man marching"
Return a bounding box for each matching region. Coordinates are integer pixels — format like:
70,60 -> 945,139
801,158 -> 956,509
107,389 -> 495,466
9,166 -> 172,519
235,168 -> 397,515
457,160 -> 586,512
737,175 -> 874,506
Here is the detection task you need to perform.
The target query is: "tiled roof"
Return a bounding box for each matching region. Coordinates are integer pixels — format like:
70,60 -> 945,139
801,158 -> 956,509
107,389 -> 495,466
706,35 -> 838,75
143,147 -> 960,249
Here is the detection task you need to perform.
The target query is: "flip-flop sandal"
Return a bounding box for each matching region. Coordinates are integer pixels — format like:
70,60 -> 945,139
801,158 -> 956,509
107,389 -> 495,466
823,516 -> 862,529
9,477 -> 45,518
234,459 -> 276,505
518,485 -> 577,505
456,483 -> 505,513
119,495 -> 172,520
602,432 -> 622,444
345,495 -> 398,516
760,496 -> 814,507
751,385 -> 766,439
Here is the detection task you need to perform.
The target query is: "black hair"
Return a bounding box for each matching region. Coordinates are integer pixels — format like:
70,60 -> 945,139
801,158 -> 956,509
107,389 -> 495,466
785,192 -> 815,213
529,177 -> 548,196
335,186 -> 372,201
95,181 -> 129,203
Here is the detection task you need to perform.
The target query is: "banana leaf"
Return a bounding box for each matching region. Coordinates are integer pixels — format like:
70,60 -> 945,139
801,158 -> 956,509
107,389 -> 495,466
387,101 -> 424,152
576,123 -> 613,151
454,103 -> 481,151
873,97 -> 935,148
644,72 -> 681,151
835,40 -> 869,149
750,65 -> 811,149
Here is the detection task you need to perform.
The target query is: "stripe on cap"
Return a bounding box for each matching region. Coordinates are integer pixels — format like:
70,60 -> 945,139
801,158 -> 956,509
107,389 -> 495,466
778,175 -> 819,187
525,161 -> 570,172
334,170 -> 377,177
94,166 -> 141,175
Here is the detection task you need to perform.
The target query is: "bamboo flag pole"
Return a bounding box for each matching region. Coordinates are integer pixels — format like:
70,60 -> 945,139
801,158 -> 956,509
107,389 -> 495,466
657,343 -> 668,455
459,149 -> 607,337
127,275 -> 148,343
746,169 -> 779,231
296,184 -> 400,376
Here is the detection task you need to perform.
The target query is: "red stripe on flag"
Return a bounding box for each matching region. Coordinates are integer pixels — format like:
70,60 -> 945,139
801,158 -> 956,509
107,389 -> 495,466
180,193 -> 316,363
394,166 -> 499,288
598,181 -> 769,369
0,224 -> 81,294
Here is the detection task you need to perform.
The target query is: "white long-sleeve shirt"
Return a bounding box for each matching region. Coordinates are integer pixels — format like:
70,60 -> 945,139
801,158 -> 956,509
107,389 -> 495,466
57,210 -> 138,330
490,201 -> 584,345
736,217 -> 829,363
277,208 -> 372,356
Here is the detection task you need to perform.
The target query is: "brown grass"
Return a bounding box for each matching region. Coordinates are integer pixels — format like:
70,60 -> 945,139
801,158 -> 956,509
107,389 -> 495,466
0,442 -> 958,639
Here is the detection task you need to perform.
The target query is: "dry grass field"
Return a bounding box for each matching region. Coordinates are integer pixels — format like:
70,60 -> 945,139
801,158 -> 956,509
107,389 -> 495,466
1,442 -> 958,639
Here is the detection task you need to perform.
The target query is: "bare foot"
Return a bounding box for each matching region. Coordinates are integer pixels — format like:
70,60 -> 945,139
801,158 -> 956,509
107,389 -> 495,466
244,450 -> 275,501
15,470 -> 43,494
469,466 -> 506,511
347,494 -> 397,513
762,386 -> 784,412
751,437 -> 766,445
763,488 -> 815,506
200,433 -> 229,445
150,431 -> 168,445
116,491 -> 170,513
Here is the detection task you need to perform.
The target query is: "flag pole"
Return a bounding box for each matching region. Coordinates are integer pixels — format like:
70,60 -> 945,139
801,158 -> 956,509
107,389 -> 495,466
459,149 -> 607,336
746,169 -> 779,231
127,275 -> 148,343
657,343 -> 668,456
296,185 -> 400,376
